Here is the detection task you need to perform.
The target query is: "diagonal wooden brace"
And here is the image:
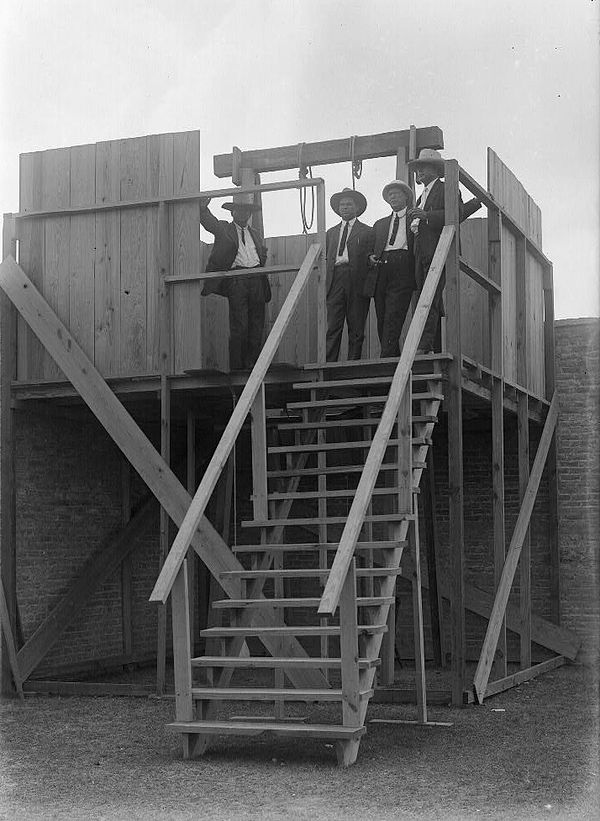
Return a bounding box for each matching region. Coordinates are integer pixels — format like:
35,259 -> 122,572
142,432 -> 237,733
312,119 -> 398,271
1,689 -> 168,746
472,394 -> 559,703
0,256 -> 327,689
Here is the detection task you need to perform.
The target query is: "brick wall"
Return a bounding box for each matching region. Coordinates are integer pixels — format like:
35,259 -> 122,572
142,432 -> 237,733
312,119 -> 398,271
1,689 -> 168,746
554,318 -> 600,663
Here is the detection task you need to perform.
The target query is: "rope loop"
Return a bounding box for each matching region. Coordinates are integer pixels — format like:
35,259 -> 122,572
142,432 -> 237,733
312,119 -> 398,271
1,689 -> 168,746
297,142 -> 315,233
350,135 -> 363,189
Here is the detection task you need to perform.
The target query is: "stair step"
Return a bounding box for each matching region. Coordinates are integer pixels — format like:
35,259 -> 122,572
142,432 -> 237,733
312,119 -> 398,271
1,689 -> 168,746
219,568 -> 402,579
291,373 -> 443,391
267,437 -> 430,455
277,415 -> 438,430
242,513 -> 414,528
267,464 -> 402,479
191,656 -> 380,669
191,687 -> 374,702
266,488 -> 417,501
303,354 -> 452,371
199,625 -> 387,638
231,540 -> 406,554
287,393 -> 443,411
212,596 -> 395,609
167,719 -> 366,741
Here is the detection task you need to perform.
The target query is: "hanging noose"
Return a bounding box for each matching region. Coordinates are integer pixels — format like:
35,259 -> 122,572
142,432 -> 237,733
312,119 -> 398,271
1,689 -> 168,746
297,142 -> 315,233
350,135 -> 362,190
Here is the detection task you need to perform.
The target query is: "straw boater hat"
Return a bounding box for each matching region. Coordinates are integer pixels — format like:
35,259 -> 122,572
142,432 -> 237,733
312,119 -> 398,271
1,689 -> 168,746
408,148 -> 446,177
381,180 -> 414,207
330,187 -> 367,218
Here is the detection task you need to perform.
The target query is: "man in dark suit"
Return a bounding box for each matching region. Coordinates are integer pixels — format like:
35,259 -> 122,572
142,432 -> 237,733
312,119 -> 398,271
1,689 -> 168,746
365,180 -> 416,358
408,149 -> 480,353
326,188 -> 372,361
199,197 -> 270,370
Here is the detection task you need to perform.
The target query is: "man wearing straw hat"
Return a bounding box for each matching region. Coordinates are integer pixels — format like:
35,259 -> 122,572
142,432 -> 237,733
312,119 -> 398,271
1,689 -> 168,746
326,187 -> 372,361
365,180 -> 416,358
199,196 -> 270,370
408,148 -> 480,353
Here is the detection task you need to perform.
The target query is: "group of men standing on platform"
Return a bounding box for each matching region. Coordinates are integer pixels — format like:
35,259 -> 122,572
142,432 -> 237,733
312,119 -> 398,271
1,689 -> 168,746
198,148 -> 478,370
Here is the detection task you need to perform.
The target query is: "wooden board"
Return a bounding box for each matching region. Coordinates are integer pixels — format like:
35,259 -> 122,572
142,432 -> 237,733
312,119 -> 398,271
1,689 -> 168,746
95,140 -> 121,376
460,219 -> 489,366
69,144 -> 96,365
18,151 -> 44,380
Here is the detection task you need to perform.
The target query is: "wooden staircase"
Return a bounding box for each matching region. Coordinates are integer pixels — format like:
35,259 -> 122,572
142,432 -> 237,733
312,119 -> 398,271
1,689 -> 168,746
167,356 -> 446,765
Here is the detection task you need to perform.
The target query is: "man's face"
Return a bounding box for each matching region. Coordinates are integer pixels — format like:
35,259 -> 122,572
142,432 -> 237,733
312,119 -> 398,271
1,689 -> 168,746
232,207 -> 252,227
338,197 -> 358,221
387,188 -> 408,212
415,164 -> 439,187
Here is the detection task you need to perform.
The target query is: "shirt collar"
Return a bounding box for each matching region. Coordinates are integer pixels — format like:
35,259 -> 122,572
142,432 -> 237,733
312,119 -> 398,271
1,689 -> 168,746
342,217 -> 357,227
392,208 -> 407,218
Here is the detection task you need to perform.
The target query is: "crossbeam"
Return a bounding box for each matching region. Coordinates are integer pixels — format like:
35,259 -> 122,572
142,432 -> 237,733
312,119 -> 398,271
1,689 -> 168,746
0,255 -> 327,690
473,394 -> 559,703
213,127 -> 444,177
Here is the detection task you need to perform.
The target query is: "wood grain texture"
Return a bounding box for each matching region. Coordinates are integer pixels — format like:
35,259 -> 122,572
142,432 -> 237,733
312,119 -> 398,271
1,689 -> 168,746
69,144 -> 96,364
95,140 -> 121,376
18,152 -> 44,380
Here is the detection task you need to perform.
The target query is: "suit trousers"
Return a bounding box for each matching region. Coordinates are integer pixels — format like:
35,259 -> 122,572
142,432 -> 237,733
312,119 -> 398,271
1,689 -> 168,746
373,250 -> 414,358
326,263 -> 371,361
225,271 -> 266,370
415,246 -> 444,352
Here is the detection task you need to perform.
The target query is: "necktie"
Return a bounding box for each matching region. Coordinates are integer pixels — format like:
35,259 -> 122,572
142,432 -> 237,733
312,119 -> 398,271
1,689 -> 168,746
240,227 -> 246,245
338,221 -> 349,256
389,214 -> 400,245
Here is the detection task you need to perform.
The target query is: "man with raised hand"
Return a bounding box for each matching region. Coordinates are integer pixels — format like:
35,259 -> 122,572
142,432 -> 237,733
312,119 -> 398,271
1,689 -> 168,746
199,197 -> 270,370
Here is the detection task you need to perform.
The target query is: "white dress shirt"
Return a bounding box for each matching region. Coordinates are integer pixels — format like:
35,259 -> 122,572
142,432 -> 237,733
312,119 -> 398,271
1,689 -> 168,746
335,217 -> 356,265
233,222 -> 260,268
384,208 -> 408,251
410,178 -> 437,235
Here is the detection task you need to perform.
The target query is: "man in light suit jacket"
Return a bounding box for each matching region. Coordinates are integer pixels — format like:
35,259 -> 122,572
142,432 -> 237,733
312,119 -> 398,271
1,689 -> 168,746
408,148 -> 480,353
325,188 -> 372,361
365,180 -> 416,358
199,197 -> 270,370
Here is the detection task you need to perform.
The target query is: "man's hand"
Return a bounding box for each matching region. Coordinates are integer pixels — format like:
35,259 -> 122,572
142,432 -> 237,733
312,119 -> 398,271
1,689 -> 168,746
408,207 -> 427,221
368,254 -> 379,266
199,196 -> 211,209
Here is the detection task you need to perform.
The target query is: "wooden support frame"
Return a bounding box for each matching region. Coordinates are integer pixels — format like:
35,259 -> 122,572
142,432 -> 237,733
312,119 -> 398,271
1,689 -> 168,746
423,448 -> 444,666
120,459 -> 133,660
444,160 -> 466,706
156,373 -> 171,695
518,394 -> 531,669
0,255 -> 328,691
473,394 -> 559,703
1,214 -> 17,696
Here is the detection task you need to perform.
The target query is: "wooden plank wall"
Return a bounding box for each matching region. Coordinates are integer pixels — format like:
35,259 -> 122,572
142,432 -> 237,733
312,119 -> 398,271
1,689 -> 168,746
17,131 -> 203,381
488,149 -> 545,394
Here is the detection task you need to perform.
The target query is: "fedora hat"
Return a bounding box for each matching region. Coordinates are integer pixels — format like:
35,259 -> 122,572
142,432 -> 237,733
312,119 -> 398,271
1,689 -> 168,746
408,148 -> 445,176
222,200 -> 262,213
330,187 -> 367,217
381,180 -> 414,207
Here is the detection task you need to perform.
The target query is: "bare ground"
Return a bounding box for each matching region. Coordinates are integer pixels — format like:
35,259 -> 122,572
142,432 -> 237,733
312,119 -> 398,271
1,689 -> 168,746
0,664 -> 598,821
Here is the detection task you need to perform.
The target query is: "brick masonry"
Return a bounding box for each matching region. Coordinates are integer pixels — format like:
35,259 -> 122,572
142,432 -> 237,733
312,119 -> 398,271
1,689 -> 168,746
2,320 -> 598,680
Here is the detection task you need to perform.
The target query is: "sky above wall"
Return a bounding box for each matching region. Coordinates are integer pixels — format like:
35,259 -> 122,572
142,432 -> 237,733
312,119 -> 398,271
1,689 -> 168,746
1,0 -> 598,318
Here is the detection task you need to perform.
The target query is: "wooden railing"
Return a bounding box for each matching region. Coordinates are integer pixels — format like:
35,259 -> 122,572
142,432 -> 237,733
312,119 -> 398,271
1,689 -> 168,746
318,224 -> 456,616
150,241 -> 323,604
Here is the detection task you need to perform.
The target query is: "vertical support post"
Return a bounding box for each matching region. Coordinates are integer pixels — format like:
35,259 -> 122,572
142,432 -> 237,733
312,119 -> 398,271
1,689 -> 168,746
489,207 -> 506,679
171,560 -> 200,759
251,385 -> 268,520
186,410 -> 197,654
543,264 -> 560,624
120,459 -> 133,660
156,373 -> 170,694
444,160 -> 465,706
339,560 -> 360,725
1,214 -> 17,696
411,513 -> 428,723
515,235 -> 531,669
316,181 -> 327,363
423,448 -> 444,666
518,393 -> 531,668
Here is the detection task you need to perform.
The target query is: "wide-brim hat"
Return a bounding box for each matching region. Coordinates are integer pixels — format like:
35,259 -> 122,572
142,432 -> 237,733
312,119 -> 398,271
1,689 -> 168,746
222,200 -> 262,213
330,187 -> 367,217
408,148 -> 445,176
381,180 -> 415,207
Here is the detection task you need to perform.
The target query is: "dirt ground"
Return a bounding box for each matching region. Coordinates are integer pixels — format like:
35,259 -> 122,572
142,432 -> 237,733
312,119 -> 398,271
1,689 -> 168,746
0,664 -> 598,821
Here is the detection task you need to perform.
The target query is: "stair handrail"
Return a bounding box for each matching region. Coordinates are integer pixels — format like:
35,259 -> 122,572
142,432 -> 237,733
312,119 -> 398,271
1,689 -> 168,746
318,224 -> 456,616
150,241 -> 323,604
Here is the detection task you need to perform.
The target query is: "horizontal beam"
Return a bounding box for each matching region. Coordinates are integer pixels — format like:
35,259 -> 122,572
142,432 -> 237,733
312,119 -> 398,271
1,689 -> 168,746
165,264 -> 302,286
483,655 -> 565,699
14,178 -> 323,223
214,126 -> 444,177
459,258 -> 501,295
